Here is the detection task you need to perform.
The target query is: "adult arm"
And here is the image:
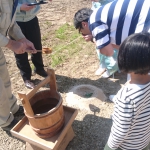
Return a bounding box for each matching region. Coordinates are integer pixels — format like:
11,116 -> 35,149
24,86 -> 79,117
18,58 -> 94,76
8,21 -> 25,41
82,34 -> 119,56
0,4 -> 26,52
89,20 -> 120,56
0,26 -> 26,55
8,23 -> 36,53
8,3 -> 36,53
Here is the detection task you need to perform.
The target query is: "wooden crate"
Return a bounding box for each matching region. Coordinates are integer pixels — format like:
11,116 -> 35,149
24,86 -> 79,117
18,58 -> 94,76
11,106 -> 78,150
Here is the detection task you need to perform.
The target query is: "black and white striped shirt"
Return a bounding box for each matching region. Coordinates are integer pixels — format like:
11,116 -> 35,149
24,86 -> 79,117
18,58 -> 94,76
108,82 -> 150,149
89,0 -> 150,49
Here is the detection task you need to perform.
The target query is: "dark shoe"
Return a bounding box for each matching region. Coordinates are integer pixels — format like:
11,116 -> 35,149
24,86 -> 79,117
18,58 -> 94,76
14,106 -> 24,116
25,80 -> 35,89
35,70 -> 47,77
1,119 -> 18,131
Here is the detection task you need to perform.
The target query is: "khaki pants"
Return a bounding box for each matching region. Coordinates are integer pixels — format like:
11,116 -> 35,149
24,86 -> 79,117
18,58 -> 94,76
0,48 -> 19,127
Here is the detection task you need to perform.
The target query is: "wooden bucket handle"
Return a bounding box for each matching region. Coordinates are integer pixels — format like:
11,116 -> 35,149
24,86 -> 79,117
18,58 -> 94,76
18,69 -> 57,117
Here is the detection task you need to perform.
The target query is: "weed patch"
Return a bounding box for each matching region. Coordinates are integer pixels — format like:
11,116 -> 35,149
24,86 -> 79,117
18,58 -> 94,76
41,23 -> 89,67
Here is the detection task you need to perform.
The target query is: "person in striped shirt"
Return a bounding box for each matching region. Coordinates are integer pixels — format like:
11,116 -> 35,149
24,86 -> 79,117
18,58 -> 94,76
74,0 -> 150,57
104,32 -> 150,150
91,0 -> 119,78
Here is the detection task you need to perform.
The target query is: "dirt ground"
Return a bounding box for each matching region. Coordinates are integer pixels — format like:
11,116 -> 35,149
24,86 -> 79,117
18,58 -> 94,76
0,0 -> 127,150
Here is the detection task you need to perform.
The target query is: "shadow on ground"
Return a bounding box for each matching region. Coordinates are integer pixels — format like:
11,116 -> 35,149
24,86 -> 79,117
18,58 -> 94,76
56,72 -> 126,98
67,114 -> 112,150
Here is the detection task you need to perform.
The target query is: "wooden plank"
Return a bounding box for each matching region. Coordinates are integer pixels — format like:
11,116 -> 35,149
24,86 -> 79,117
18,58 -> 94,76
57,127 -> 75,150
54,108 -> 78,150
26,127 -> 75,150
26,142 -> 44,150
12,117 -> 27,131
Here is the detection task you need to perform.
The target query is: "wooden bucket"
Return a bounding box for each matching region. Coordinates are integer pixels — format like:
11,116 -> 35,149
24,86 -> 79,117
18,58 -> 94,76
18,69 -> 65,139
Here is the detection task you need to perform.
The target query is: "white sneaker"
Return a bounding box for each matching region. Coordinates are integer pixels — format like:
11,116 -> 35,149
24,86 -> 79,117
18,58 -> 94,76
95,67 -> 106,76
101,68 -> 117,78
109,95 -> 115,102
101,70 -> 110,78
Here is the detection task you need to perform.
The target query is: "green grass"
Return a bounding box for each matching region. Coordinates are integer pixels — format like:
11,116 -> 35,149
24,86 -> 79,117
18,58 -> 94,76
55,23 -> 79,41
30,63 -> 35,71
50,40 -> 85,67
41,23 -> 91,67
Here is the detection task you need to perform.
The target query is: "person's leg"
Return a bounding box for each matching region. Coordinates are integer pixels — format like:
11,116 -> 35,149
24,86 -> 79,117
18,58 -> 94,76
24,17 -> 45,73
16,21 -> 35,88
0,77 -> 14,127
95,47 -> 106,75
101,49 -> 118,78
14,52 -> 31,81
104,143 -> 122,150
104,142 -> 150,150
142,142 -> 150,150
0,49 -> 19,127
104,143 -> 113,150
15,22 -> 32,80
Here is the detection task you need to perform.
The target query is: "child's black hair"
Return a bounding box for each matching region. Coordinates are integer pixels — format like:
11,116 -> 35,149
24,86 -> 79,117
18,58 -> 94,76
74,8 -> 93,30
118,32 -> 150,74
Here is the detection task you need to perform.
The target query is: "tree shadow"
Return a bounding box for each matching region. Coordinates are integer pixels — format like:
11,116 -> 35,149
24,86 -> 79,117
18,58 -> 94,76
29,68 -> 127,99
30,72 -> 126,102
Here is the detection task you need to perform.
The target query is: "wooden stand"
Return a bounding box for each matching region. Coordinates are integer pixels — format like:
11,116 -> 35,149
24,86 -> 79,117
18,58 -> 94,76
11,70 -> 78,150
26,127 -> 75,150
11,106 -> 78,150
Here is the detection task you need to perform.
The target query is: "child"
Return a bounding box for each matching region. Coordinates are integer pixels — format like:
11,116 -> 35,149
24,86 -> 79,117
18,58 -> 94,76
91,0 -> 118,78
104,32 -> 150,150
